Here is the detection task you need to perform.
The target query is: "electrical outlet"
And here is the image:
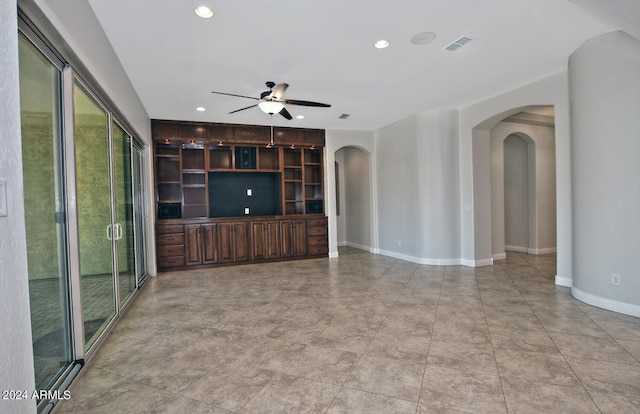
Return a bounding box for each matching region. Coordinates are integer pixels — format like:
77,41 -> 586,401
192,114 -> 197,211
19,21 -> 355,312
244,207 -> 250,215
611,274 -> 621,286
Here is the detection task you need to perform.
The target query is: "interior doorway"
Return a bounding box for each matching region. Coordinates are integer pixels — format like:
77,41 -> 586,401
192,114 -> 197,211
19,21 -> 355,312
489,107 -> 557,260
334,146 -> 373,252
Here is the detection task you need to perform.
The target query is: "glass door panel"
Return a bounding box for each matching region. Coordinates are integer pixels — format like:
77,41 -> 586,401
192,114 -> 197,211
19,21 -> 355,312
19,33 -> 73,391
113,121 -> 136,306
132,144 -> 148,284
73,82 -> 116,350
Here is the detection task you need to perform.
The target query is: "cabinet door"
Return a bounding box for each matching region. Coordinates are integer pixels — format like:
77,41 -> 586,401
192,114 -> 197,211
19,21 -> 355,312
233,222 -> 250,262
218,222 -> 250,263
281,220 -> 307,257
218,223 -> 235,263
251,221 -> 268,260
252,221 -> 281,260
264,221 -> 281,259
202,224 -> 219,264
184,224 -> 202,265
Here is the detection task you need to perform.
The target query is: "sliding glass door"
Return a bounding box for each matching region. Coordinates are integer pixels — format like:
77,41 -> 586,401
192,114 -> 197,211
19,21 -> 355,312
113,121 -> 137,307
19,13 -> 149,406
19,33 -> 73,392
73,82 -> 117,349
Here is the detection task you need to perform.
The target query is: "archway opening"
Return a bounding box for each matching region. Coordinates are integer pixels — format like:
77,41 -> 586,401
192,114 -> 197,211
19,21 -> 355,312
334,146 -> 373,252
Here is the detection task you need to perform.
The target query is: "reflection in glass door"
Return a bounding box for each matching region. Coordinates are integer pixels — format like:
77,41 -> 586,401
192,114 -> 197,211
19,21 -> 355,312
113,121 -> 136,306
19,33 -> 73,391
73,82 -> 116,350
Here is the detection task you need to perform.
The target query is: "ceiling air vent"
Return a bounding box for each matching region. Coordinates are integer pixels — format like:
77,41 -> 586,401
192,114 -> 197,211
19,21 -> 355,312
444,36 -> 473,52
339,113 -> 350,119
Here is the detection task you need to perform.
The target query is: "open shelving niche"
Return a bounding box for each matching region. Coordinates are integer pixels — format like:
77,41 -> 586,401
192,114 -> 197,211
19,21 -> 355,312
156,141 -> 325,220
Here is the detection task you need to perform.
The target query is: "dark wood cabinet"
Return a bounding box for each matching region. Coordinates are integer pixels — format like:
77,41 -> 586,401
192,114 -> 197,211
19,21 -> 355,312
218,222 -> 250,263
185,224 -> 219,266
156,225 -> 185,269
154,119 -> 328,271
307,217 -> 329,256
281,219 -> 307,258
251,221 -> 281,260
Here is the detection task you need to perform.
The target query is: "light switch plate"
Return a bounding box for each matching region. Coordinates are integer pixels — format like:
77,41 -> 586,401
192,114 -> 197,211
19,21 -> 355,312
244,207 -> 250,215
247,189 -> 252,196
0,179 -> 7,217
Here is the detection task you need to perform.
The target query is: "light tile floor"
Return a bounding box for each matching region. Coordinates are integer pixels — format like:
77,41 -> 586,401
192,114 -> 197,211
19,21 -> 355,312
55,248 -> 640,413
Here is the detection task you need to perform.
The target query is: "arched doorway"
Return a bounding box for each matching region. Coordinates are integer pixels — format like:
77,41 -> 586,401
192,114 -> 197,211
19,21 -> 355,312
334,146 -> 373,252
503,133 -> 534,253
485,106 -> 557,261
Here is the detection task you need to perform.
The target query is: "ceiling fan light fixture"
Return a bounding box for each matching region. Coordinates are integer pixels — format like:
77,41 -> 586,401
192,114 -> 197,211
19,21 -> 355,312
194,6 -> 214,19
258,100 -> 284,115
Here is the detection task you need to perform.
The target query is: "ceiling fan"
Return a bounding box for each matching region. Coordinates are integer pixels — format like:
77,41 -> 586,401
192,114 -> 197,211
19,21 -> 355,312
211,81 -> 331,120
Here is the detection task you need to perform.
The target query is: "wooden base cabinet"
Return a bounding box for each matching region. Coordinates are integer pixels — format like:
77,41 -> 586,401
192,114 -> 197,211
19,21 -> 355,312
157,225 -> 186,268
307,217 -> 329,256
185,224 -> 219,266
251,221 -> 281,260
218,222 -> 250,264
156,216 -> 327,271
281,219 -> 307,258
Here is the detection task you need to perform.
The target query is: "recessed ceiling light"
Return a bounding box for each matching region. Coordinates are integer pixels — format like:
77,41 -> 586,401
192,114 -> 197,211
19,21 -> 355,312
410,31 -> 437,46
374,39 -> 390,49
194,6 -> 214,19
195,106 -> 206,112
296,115 -> 304,120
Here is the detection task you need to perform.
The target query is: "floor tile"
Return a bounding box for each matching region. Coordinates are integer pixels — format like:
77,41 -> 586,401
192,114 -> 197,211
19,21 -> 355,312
550,332 -> 638,364
345,354 -> 425,401
502,379 -> 600,413
327,387 -> 417,413
239,373 -> 340,414
420,365 -> 506,413
494,348 -> 581,388
566,356 -> 640,398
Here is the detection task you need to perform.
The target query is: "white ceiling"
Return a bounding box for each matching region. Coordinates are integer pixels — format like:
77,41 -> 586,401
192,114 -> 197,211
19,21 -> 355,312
82,0 -> 631,130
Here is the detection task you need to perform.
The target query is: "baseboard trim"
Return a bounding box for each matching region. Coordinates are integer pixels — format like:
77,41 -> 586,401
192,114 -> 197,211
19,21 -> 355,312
529,247 -> 557,255
493,252 -> 507,261
374,249 -> 492,267
571,287 -> 640,318
505,245 -> 528,253
555,275 -> 573,288
505,245 -> 557,255
345,242 -> 375,253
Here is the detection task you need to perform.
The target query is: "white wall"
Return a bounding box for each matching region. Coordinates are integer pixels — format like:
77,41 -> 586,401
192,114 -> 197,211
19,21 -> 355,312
375,110 -> 460,264
490,122 -> 557,258
0,0 -> 38,412
569,31 -> 640,316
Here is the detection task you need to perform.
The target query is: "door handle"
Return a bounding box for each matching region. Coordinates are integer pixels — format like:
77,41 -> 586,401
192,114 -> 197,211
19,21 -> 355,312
116,223 -> 123,240
106,224 -> 113,241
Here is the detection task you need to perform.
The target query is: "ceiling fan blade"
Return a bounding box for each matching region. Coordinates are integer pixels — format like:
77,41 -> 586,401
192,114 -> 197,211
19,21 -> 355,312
270,83 -> 289,100
212,91 -> 259,100
282,99 -> 331,108
229,104 -> 258,114
279,107 -> 293,120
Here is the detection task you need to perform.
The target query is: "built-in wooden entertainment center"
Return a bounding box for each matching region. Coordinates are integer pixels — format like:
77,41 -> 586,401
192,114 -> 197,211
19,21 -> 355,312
152,119 -> 328,271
